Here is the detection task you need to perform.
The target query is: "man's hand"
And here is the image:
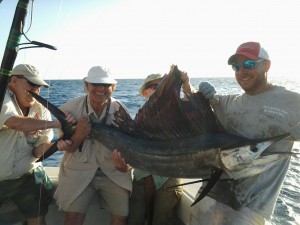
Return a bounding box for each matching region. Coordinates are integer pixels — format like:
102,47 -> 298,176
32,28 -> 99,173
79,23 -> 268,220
55,111 -> 77,130
65,112 -> 77,125
74,117 -> 91,139
198,82 -> 216,100
57,139 -> 72,151
181,71 -> 195,94
112,149 -> 132,173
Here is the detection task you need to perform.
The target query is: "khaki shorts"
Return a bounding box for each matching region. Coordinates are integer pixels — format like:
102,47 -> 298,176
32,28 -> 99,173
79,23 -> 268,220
67,169 -> 129,216
128,177 -> 183,225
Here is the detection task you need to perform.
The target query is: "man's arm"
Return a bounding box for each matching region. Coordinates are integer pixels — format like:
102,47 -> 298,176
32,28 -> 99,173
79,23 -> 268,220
181,71 -> 196,94
5,115 -> 60,132
112,149 -> 132,173
60,117 -> 91,153
33,142 -> 53,158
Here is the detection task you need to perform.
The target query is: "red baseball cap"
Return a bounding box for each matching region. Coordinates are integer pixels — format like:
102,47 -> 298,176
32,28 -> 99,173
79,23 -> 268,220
228,42 -> 270,65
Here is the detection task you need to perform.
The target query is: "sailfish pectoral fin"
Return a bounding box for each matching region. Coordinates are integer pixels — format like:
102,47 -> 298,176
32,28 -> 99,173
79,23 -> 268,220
191,168 -> 223,207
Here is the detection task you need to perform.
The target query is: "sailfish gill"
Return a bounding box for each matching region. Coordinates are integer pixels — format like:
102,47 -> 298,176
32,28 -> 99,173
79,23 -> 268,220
30,65 -> 289,202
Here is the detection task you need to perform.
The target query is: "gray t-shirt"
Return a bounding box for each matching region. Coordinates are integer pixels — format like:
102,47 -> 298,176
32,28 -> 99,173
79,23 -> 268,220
204,85 -> 300,219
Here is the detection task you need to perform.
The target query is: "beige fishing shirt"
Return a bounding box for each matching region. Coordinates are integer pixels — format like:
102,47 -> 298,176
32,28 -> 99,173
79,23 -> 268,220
0,89 -> 53,181
55,96 -> 133,210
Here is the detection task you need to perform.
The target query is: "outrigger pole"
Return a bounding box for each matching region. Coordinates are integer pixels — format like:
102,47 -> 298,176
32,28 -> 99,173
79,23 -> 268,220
0,0 -> 30,111
0,0 -> 56,112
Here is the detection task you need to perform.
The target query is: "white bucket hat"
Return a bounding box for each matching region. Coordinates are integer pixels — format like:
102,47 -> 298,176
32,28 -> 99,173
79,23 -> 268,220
83,66 -> 117,84
11,64 -> 49,88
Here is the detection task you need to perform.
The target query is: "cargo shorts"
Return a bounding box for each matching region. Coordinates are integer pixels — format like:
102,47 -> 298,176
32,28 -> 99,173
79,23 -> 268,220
0,172 -> 52,219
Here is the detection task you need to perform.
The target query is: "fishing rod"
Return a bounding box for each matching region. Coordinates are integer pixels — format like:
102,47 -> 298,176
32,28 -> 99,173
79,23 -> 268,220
0,0 -> 30,111
0,0 -> 57,112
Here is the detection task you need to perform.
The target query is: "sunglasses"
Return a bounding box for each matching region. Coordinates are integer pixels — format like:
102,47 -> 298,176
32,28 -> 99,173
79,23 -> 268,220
89,83 -> 112,88
231,59 -> 264,72
14,75 -> 41,88
145,83 -> 159,90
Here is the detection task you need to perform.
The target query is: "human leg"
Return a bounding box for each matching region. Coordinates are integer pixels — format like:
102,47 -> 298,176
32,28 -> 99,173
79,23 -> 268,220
27,217 -> 47,225
64,212 -> 86,225
152,178 -> 183,225
92,169 -> 130,225
0,173 -> 52,224
128,178 -> 147,225
111,214 -> 128,225
64,181 -> 95,225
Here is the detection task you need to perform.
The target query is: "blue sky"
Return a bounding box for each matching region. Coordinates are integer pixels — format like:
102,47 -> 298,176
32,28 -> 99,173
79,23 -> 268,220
1,0 -> 300,80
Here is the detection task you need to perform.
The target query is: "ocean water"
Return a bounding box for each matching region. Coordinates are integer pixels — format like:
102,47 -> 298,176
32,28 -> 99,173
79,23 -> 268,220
40,77 -> 300,225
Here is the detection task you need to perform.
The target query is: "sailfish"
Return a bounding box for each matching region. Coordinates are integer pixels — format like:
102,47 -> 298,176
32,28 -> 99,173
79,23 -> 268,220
30,65 -> 289,205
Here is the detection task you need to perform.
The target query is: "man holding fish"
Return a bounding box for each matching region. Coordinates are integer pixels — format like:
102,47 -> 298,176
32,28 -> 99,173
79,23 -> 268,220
113,71 -> 195,225
0,64 -> 74,225
55,66 -> 132,225
189,41 -> 300,225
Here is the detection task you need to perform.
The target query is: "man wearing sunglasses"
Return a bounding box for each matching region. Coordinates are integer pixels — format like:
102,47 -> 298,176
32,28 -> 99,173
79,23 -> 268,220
0,64 -> 75,225
55,66 -> 132,225
190,42 -> 300,225
112,71 -> 195,225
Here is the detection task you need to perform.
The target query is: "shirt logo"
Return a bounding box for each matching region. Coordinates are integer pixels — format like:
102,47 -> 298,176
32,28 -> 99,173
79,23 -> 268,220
263,106 -> 287,118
